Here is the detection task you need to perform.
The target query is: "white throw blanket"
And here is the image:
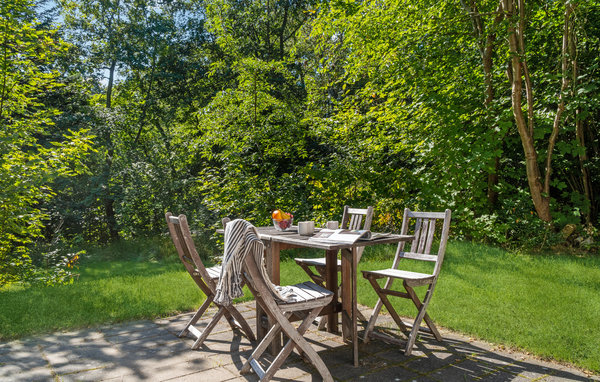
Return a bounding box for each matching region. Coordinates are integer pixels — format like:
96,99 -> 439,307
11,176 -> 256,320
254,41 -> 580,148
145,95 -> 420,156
214,219 -> 298,305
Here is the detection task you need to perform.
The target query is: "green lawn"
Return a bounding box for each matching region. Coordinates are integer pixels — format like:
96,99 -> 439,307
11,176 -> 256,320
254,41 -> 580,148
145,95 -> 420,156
355,242 -> 600,373
1,241 -> 598,373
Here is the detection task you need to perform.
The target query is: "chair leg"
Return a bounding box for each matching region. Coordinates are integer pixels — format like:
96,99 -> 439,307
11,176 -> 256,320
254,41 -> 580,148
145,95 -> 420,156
363,275 -> 396,343
264,307 -> 332,382
404,283 -> 436,356
191,307 -> 226,350
222,308 -> 238,330
225,305 -> 256,342
299,264 -> 332,331
404,281 -> 441,341
240,314 -> 289,375
179,296 -> 213,338
356,309 -> 367,322
366,276 -> 409,334
317,316 -> 328,330
295,262 -> 325,287
243,308 -> 332,382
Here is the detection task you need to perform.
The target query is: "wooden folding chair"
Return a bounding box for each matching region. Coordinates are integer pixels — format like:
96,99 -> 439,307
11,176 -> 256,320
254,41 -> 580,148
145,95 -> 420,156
240,227 -> 334,382
165,212 -> 255,349
362,208 -> 451,356
294,205 -> 374,329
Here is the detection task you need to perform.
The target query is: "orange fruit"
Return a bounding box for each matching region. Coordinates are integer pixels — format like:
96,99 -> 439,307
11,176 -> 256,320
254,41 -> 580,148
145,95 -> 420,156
272,210 -> 282,220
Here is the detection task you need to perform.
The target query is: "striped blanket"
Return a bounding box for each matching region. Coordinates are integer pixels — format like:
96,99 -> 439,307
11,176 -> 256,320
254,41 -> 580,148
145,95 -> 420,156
214,219 -> 298,305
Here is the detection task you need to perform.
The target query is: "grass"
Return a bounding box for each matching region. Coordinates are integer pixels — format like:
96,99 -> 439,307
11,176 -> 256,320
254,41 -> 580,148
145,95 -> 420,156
0,260 -> 203,338
354,242 -> 600,373
0,239 -> 599,374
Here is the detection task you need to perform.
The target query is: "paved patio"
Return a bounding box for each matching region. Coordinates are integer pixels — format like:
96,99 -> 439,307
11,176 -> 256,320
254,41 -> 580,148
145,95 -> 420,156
1,302 -> 598,381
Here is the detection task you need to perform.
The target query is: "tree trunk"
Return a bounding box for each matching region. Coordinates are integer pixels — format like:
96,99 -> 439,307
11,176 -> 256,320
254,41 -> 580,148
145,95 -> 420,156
502,0 -> 552,222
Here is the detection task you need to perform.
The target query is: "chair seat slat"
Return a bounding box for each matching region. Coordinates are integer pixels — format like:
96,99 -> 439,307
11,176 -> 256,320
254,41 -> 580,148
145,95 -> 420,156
364,268 -> 434,282
289,284 -> 315,301
294,257 -> 340,268
206,265 -> 222,279
299,281 -> 332,298
280,282 -> 333,304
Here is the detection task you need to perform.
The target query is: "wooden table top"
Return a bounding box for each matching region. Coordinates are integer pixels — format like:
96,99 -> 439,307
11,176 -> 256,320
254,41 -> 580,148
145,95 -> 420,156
218,225 -> 414,251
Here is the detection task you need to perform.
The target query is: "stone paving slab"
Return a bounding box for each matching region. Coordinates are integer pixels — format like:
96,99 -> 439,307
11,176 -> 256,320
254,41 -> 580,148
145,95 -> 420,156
0,302 -> 598,382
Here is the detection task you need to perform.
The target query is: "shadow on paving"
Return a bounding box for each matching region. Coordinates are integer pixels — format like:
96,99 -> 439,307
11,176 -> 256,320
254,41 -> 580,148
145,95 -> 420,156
0,302 -> 598,382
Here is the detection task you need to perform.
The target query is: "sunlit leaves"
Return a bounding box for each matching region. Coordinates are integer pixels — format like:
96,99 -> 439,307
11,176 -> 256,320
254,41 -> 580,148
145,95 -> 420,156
0,0 -> 93,286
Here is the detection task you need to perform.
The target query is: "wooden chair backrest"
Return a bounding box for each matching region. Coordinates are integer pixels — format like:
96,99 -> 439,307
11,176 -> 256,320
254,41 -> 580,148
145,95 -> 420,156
341,205 -> 374,231
392,208 -> 452,277
341,205 -> 374,262
242,247 -> 276,310
165,212 -> 215,295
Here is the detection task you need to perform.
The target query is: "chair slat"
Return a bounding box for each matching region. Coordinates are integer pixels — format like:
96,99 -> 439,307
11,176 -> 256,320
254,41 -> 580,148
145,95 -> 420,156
298,282 -> 331,299
290,284 -> 315,301
303,281 -> 332,295
348,215 -> 363,230
399,252 -> 437,262
206,266 -> 221,280
411,218 -> 423,252
417,219 -> 429,253
364,268 -> 433,281
346,207 -> 370,215
285,283 -> 332,303
406,210 -> 448,219
424,219 -> 436,254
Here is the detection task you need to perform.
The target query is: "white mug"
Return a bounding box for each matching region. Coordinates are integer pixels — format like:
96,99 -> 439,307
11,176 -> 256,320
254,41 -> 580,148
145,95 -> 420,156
326,221 -> 339,230
298,221 -> 315,235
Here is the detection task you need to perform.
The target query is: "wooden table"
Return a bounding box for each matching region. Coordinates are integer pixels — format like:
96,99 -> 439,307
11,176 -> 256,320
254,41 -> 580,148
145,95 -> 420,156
246,226 -> 414,367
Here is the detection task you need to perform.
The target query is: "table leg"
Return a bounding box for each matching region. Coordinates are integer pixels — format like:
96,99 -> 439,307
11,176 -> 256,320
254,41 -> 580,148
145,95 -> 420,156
341,247 -> 358,366
260,240 -> 282,355
325,249 -> 339,333
267,241 -> 280,286
256,242 -> 268,344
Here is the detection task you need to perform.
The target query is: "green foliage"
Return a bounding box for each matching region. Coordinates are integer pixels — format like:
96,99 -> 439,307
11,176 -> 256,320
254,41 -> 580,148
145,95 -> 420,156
0,0 -> 93,286
193,57 -> 310,223
4,0 -> 598,253
301,0 -> 600,243
304,0 -> 493,228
